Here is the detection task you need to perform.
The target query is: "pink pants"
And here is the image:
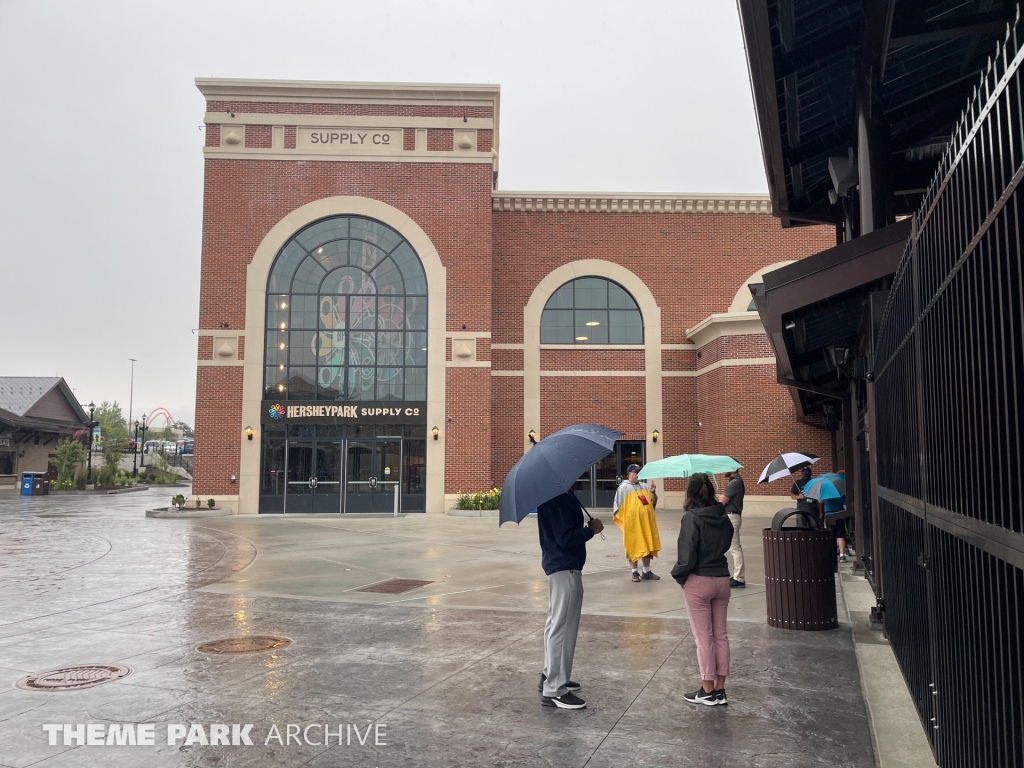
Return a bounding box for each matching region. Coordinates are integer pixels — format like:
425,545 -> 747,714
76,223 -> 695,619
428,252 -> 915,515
681,574 -> 731,680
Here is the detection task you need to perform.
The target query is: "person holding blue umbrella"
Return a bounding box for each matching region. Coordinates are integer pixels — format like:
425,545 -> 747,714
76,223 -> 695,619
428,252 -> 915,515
536,492 -> 604,709
497,424 -> 621,710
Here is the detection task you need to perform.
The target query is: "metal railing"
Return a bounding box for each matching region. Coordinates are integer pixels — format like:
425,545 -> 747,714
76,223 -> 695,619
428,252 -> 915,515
873,9 -> 1024,766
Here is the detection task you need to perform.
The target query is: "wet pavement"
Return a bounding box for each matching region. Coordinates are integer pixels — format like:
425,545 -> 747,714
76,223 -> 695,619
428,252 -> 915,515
0,489 -> 875,767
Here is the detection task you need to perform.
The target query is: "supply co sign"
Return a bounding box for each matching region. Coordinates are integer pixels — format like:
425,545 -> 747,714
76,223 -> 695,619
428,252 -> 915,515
296,128 -> 400,153
261,400 -> 427,425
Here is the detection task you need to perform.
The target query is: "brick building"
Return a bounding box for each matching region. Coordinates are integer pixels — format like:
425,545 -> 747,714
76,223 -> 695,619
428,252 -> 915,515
192,78 -> 834,514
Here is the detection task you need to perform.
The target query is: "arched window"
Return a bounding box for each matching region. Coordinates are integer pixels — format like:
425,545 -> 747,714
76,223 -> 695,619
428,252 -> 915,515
264,216 -> 428,401
540,277 -> 643,344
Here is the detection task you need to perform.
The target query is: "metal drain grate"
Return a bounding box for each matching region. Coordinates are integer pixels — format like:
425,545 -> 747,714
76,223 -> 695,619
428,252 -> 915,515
357,578 -> 433,594
197,636 -> 292,654
16,664 -> 133,691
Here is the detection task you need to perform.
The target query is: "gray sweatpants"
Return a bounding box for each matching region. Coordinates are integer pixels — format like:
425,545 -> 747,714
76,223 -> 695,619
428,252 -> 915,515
542,569 -> 584,698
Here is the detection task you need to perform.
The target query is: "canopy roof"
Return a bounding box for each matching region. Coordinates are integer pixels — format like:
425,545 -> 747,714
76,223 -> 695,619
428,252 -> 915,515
738,0 -> 1017,227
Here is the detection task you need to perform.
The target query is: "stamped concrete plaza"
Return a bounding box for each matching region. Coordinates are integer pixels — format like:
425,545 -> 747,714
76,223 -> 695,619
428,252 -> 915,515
0,489 -> 876,767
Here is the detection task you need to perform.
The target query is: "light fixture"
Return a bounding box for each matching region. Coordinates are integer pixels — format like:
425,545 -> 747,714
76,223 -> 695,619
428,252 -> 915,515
280,323 -> 286,329
575,336 -> 588,341
652,429 -> 660,443
245,426 -> 254,441
279,364 -> 284,370
432,426 -> 439,441
281,302 -> 288,309
528,430 -> 538,444
585,321 -> 600,326
829,345 -> 851,369
279,343 -> 285,350
278,384 -> 285,392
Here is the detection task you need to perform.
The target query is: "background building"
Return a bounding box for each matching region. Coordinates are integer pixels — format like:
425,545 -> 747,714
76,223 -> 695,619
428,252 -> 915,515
0,377 -> 88,487
192,78 -> 834,514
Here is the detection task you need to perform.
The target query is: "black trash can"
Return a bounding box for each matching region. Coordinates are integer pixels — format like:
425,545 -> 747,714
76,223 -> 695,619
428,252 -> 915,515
762,508 -> 837,631
32,474 -> 49,496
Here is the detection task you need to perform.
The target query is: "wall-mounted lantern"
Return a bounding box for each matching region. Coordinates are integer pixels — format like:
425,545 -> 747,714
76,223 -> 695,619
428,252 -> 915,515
528,430 -> 538,444
652,429 -> 660,443
432,426 -> 439,441
245,426 -> 254,441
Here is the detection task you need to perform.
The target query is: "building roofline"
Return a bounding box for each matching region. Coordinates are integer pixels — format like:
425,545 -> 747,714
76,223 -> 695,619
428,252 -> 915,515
194,78 -> 500,105
492,191 -> 772,214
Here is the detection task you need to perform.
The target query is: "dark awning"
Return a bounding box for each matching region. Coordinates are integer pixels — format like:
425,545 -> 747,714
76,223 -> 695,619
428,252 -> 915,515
737,0 -> 1017,226
751,218 -> 910,413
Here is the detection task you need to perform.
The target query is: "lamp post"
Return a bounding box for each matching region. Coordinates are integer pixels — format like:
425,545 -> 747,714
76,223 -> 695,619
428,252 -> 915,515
133,420 -> 140,477
86,401 -> 96,485
128,359 -> 136,432
139,414 -> 148,471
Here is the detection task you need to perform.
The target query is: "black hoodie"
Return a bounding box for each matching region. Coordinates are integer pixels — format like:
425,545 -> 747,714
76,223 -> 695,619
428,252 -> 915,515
670,503 -> 734,585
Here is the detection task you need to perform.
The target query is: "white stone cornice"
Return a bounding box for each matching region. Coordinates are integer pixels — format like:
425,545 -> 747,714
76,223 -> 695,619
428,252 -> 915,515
685,312 -> 768,347
195,78 -> 501,107
491,191 -> 771,214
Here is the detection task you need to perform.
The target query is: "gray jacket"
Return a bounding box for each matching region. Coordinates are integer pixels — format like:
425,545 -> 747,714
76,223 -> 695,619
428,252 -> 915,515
670,503 -> 733,585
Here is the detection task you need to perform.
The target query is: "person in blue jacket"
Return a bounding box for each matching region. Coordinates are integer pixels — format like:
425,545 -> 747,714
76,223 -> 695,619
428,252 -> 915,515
536,492 -> 604,710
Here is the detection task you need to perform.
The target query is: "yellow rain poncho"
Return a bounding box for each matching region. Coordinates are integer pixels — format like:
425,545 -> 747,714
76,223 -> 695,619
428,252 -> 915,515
612,482 -> 661,561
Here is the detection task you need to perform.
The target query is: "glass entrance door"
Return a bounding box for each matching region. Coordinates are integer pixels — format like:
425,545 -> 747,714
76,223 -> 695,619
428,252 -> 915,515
313,441 -> 343,513
594,451 -> 619,507
345,440 -> 374,512
260,425 -> 424,514
573,440 -> 646,508
286,441 -> 314,513
344,437 -> 402,512
375,439 -> 401,513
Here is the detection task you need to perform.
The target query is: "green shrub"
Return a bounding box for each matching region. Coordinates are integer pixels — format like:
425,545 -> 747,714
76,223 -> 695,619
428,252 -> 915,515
97,465 -> 116,488
53,439 -> 86,487
207,498 -> 216,508
74,471 -> 86,490
455,487 -> 501,510
171,494 -> 186,509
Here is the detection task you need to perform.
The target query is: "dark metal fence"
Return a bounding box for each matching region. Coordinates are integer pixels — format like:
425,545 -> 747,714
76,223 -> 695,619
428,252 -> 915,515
873,11 -> 1024,766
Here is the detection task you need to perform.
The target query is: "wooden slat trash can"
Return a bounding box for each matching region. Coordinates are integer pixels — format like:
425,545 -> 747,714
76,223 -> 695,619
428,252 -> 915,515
763,509 -> 838,631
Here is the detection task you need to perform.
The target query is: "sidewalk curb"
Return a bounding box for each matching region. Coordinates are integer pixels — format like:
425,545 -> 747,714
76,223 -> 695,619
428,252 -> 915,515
838,565 -> 938,768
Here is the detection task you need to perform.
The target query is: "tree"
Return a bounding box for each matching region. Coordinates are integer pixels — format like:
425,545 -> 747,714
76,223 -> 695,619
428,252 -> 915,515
94,401 -> 128,470
53,439 -> 85,485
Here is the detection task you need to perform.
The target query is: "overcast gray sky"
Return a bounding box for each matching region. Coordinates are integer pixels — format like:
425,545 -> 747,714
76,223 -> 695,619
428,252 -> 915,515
0,0 -> 766,428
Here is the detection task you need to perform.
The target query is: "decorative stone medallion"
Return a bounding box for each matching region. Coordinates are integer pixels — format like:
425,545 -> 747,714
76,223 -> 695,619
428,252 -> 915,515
16,664 -> 133,691
197,636 -> 292,654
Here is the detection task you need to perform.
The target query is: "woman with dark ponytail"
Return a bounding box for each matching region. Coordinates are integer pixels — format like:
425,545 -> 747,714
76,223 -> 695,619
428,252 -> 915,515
670,472 -> 735,706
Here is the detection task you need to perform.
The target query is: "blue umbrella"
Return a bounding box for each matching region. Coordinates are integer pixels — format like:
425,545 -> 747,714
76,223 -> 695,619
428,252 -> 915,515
821,472 -> 846,495
498,424 -> 622,525
803,475 -> 843,501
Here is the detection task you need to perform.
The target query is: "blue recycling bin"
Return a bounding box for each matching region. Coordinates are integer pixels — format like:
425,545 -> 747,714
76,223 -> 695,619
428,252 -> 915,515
20,472 -> 47,496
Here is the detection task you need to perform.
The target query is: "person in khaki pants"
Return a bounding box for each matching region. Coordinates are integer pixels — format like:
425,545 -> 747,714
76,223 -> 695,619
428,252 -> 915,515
718,470 -> 745,588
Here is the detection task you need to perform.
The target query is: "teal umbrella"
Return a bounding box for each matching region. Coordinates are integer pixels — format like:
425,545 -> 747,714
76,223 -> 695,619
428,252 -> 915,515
637,454 -> 741,480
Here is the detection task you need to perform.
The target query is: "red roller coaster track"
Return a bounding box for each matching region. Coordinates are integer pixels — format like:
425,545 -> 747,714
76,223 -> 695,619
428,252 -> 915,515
146,408 -> 175,427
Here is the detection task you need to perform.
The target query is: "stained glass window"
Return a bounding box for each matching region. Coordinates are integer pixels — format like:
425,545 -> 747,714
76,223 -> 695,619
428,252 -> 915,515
264,216 -> 428,401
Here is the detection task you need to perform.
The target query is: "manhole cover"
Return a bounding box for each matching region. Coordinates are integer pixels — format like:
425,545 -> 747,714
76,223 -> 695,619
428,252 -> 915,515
357,578 -> 433,594
197,636 -> 292,654
16,664 -> 132,691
